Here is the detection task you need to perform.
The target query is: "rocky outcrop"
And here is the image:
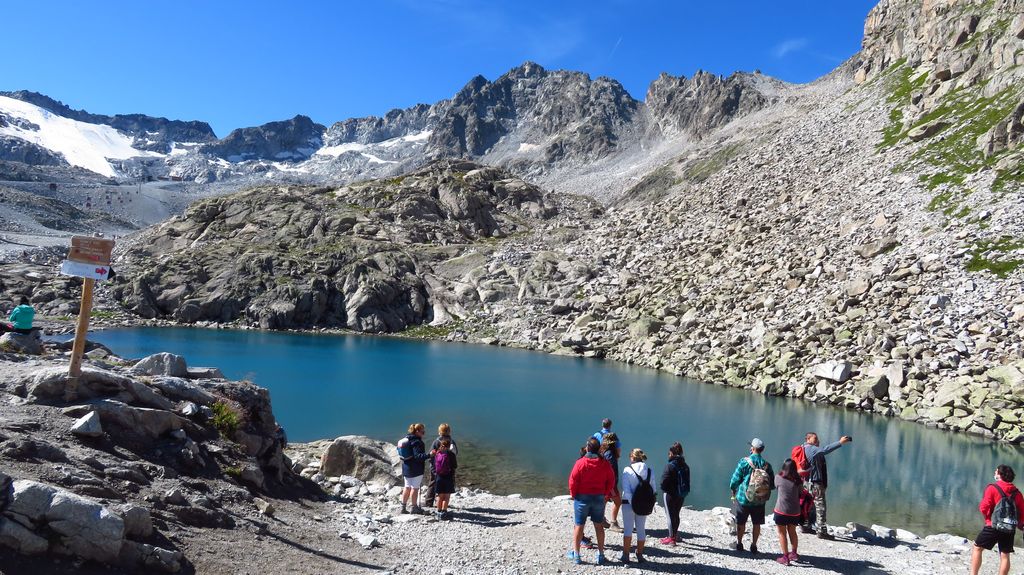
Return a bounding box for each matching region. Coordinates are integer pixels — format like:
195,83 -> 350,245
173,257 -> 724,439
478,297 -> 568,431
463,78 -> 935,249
112,159 -> 601,332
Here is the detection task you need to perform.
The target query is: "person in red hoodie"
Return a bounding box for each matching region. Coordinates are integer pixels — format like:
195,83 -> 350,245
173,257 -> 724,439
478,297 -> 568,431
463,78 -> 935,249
567,437 -> 615,565
970,464 -> 1024,575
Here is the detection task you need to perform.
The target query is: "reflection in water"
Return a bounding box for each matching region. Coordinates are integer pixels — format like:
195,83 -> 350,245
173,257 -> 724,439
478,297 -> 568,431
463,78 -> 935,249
81,327 -> 1023,536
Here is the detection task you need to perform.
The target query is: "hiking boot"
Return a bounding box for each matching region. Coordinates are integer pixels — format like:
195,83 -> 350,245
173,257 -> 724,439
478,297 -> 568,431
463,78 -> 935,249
817,531 -> 835,541
410,506 -> 425,515
566,550 -> 582,565
596,553 -> 606,565
776,555 -> 790,566
400,505 -> 408,514
729,540 -> 743,551
659,536 -> 676,546
788,551 -> 799,563
619,552 -> 630,563
750,543 -> 759,555
800,525 -> 816,534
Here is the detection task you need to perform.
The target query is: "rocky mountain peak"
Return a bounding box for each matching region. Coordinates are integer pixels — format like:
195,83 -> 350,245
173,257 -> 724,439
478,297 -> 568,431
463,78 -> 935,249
645,70 -> 779,138
201,114 -> 326,162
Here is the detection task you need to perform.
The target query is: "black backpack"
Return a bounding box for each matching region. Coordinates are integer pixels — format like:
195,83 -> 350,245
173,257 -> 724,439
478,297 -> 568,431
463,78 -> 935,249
992,484 -> 1020,534
629,467 -> 656,516
672,459 -> 691,498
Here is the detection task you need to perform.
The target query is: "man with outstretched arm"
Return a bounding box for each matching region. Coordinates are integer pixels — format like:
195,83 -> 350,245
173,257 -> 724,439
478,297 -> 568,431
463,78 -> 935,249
801,432 -> 851,539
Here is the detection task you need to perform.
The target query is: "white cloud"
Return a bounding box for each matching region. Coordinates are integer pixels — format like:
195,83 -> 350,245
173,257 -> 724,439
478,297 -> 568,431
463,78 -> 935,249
773,38 -> 809,59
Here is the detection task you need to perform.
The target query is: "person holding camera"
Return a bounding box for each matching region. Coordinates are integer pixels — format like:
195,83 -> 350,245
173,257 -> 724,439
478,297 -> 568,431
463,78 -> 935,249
801,432 -> 851,539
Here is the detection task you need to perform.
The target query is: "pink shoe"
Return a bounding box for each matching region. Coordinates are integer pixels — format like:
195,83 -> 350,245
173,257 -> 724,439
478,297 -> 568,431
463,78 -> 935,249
777,555 -> 790,566
659,536 -> 676,546
788,551 -> 799,562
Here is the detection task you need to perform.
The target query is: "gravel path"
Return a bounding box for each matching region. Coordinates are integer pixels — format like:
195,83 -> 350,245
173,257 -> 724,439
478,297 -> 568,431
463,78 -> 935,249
324,489 -> 991,575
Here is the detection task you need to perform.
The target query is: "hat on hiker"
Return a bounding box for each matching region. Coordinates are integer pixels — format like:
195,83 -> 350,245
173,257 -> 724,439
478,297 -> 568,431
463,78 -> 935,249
749,438 -> 765,449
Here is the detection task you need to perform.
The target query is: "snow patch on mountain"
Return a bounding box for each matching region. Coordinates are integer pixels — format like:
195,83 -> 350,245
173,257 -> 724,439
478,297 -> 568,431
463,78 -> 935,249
0,95 -> 159,177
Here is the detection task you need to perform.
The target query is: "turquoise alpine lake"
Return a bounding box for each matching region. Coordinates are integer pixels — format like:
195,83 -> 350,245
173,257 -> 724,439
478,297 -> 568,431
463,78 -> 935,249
78,327 -> 1020,537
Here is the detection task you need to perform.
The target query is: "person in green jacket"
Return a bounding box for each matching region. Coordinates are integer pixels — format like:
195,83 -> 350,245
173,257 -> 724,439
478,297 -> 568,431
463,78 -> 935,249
729,438 -> 776,554
2,297 -> 34,335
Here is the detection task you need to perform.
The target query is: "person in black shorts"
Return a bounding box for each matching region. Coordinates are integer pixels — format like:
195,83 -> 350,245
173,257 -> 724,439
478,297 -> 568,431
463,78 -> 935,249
971,464 -> 1024,575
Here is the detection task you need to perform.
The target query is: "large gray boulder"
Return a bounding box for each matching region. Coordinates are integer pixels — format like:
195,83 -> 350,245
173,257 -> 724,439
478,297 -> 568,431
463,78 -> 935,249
66,400 -> 187,441
0,332 -> 42,355
132,353 -> 189,378
28,366 -> 173,411
319,435 -> 401,486
0,517 -> 48,554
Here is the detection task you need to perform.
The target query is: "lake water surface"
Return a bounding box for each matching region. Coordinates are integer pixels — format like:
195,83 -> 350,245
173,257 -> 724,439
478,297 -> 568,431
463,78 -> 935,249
81,327 -> 1022,536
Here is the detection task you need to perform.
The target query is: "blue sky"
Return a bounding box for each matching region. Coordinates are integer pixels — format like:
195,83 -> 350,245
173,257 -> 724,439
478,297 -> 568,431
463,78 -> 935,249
5,1 -> 879,137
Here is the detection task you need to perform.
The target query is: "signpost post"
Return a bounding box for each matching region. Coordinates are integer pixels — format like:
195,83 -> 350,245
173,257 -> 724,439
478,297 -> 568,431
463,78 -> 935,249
60,236 -> 115,400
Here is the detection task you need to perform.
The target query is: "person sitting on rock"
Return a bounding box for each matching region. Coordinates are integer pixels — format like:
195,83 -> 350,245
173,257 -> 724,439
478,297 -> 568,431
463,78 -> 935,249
432,438 -> 458,520
1,296 -> 34,335
398,423 -> 430,514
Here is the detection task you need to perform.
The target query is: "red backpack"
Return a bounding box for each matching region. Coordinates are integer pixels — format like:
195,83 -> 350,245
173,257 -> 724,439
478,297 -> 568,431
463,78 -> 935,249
791,445 -> 810,480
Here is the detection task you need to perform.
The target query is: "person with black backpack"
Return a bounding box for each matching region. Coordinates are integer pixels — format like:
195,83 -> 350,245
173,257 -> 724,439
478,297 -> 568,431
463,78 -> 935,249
659,441 -> 690,546
728,438 -> 775,554
620,448 -> 655,564
970,464 -> 1024,575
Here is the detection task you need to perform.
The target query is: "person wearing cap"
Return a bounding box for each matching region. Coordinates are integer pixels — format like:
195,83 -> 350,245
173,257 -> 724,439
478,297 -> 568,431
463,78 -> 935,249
801,432 -> 852,539
728,438 -> 775,554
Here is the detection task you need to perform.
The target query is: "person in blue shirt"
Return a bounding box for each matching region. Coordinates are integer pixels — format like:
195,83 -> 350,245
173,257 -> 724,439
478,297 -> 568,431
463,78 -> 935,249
2,297 -> 34,335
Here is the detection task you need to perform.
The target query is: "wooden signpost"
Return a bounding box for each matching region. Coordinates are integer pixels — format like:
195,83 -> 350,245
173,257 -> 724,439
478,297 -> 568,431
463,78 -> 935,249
60,236 -> 115,400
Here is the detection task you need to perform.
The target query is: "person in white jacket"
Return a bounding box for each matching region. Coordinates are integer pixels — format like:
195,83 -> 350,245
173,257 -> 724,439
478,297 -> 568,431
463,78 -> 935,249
620,448 -> 654,564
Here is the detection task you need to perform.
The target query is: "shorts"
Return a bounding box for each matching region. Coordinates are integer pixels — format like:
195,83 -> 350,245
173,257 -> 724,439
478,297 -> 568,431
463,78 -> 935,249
975,526 -> 1015,554
734,501 -> 766,526
403,475 -> 423,489
774,512 -> 801,526
573,494 -> 606,526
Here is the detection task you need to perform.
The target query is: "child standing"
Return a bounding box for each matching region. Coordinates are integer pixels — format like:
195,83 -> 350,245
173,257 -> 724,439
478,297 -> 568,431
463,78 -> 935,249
433,438 -> 458,519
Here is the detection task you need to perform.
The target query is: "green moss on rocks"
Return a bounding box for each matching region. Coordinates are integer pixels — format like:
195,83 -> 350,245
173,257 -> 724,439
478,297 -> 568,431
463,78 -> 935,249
966,236 -> 1024,278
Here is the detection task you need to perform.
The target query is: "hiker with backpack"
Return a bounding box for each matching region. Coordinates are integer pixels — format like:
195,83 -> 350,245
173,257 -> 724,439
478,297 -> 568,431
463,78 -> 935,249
425,423 -> 458,509
567,437 -> 616,565
659,441 -> 690,546
970,464 -> 1024,575
620,448 -> 656,564
398,423 -> 430,514
728,438 -> 775,554
773,458 -> 804,566
432,438 -> 458,519
799,432 -> 852,539
600,433 -> 623,531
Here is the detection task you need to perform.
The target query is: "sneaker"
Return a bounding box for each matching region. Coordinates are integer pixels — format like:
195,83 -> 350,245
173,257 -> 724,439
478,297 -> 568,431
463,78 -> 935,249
750,543 -> 759,555
635,554 -> 646,564
596,553 -> 606,565
800,526 -> 816,534
400,505 -> 408,514
602,519 -> 611,529
659,536 -> 676,546
788,551 -> 799,562
566,550 -> 582,565
619,552 -> 630,563
818,532 -> 835,540
776,555 -> 790,566
410,506 -> 425,515
730,540 -> 743,551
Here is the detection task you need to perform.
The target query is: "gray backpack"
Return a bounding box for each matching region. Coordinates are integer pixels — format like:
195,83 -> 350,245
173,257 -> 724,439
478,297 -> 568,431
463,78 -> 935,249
992,484 -> 1020,534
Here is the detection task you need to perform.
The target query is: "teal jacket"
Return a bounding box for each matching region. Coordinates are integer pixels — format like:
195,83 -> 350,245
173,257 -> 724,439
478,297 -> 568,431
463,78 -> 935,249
729,453 -> 775,507
9,304 -> 34,330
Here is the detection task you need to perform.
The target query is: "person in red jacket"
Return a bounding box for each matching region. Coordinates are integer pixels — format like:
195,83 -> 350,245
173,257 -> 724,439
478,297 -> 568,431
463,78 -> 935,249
970,464 -> 1024,575
567,437 -> 615,565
